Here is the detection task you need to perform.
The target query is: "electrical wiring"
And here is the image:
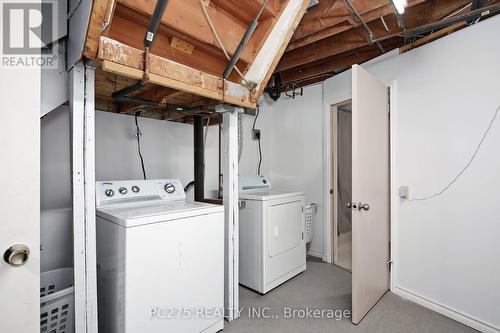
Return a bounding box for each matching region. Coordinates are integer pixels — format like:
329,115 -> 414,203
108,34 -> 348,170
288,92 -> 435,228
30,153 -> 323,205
253,105 -> 263,175
204,115 -> 211,146
198,0 -> 253,88
408,103 -> 500,201
134,112 -> 147,180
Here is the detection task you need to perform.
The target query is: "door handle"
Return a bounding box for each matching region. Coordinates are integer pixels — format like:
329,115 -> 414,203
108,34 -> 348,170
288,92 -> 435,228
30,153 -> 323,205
4,244 -> 30,267
358,203 -> 370,211
347,202 -> 369,211
238,200 -> 246,208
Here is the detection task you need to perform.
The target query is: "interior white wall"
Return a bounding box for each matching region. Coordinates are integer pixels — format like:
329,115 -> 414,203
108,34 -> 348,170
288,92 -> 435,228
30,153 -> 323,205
41,107 -> 224,210
261,15 -> 500,332
259,85 -> 325,257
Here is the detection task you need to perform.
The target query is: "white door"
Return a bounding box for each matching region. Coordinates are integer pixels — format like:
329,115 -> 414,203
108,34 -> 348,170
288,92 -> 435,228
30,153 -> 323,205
0,65 -> 41,329
351,65 -> 390,324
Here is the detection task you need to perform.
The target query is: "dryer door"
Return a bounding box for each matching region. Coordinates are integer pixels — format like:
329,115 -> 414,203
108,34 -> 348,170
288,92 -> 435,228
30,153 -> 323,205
268,200 -> 303,257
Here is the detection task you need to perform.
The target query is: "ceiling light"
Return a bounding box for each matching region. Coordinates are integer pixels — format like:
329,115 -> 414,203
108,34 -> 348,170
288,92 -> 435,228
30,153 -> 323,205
392,0 -> 407,14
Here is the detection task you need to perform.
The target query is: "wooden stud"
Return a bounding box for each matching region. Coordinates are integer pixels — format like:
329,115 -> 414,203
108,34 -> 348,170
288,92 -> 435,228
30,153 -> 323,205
287,0 -> 427,50
218,104 -> 240,322
245,0 -> 310,100
277,17 -> 400,72
69,61 -> 98,333
280,47 -> 380,84
98,37 -> 256,108
83,0 -> 110,59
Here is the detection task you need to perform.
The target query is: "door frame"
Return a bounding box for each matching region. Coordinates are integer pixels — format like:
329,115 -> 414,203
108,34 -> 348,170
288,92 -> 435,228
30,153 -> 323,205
330,100 -> 352,267
322,80 -> 398,290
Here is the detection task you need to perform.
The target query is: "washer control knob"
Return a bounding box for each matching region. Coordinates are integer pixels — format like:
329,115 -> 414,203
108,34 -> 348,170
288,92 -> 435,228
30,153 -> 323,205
119,187 -> 128,195
105,189 -> 114,197
164,183 -> 176,194
131,186 -> 140,193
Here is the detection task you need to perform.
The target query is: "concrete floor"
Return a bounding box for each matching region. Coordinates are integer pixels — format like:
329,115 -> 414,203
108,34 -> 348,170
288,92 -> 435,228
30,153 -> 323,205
223,259 -> 477,333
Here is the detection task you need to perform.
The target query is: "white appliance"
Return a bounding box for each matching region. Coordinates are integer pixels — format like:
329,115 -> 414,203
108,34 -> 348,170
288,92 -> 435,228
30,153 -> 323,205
96,179 -> 224,333
238,176 -> 306,294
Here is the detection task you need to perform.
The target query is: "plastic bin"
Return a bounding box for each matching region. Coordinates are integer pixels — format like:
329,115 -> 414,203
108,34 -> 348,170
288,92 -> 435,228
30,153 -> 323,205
304,203 -> 317,244
40,268 -> 75,333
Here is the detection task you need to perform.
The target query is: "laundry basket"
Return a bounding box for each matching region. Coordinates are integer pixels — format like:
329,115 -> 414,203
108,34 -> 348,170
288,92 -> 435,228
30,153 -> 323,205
304,203 -> 317,244
40,268 -> 75,333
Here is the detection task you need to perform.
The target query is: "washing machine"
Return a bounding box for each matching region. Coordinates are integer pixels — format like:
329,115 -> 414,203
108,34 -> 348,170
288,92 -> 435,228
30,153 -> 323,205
96,179 -> 224,333
238,176 -> 306,294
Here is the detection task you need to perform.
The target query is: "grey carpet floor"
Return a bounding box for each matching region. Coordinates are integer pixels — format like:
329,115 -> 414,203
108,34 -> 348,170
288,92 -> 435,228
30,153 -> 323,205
223,259 -> 477,333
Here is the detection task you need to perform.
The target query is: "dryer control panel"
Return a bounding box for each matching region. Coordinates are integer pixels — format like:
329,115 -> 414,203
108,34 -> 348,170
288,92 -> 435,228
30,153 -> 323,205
96,179 -> 186,207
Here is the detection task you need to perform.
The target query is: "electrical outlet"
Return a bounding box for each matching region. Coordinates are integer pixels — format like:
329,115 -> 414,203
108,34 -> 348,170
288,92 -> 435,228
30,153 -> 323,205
399,186 -> 409,199
252,129 -> 261,140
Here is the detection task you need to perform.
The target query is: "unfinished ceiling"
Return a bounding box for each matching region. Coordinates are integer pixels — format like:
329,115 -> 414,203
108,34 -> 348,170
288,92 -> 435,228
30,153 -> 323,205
85,0 -> 309,123
274,0 -> 500,91
84,0 -> 500,123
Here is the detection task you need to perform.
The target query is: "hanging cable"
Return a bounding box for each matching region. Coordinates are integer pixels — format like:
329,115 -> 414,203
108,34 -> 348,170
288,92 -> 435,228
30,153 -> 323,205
198,0 -> 252,89
408,103 -> 499,201
204,115 -> 211,146
134,112 -> 147,180
253,105 -> 263,175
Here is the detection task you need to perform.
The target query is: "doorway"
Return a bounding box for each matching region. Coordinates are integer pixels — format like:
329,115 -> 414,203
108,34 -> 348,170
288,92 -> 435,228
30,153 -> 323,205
331,101 -> 353,271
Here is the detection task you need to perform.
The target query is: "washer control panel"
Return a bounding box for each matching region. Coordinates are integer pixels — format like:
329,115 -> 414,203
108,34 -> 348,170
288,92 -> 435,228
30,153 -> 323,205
96,179 -> 186,207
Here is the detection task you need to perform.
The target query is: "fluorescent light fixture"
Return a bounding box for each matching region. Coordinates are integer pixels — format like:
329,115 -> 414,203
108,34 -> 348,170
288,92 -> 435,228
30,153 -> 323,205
392,0 -> 407,14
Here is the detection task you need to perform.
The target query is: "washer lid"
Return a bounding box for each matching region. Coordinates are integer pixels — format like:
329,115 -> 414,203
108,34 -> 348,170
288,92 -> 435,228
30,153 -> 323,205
239,189 -> 304,201
97,200 -> 224,227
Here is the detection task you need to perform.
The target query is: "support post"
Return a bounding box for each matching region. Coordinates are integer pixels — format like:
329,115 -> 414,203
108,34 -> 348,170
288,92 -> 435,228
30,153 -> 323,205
216,104 -> 241,321
69,60 -> 98,333
194,115 -> 205,201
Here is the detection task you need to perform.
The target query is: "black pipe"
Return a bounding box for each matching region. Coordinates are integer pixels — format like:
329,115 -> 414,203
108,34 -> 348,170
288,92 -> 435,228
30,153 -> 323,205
223,0 -> 268,79
144,0 -> 169,47
111,82 -> 145,99
112,0 -> 169,105
114,95 -> 161,107
184,180 -> 195,193
194,115 -> 205,202
371,3 -> 500,43
223,20 -> 258,79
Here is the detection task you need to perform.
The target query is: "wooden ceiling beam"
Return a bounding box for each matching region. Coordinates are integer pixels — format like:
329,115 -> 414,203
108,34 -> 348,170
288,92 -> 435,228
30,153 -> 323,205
98,37 -> 255,108
244,0 -> 309,101
287,0 -> 428,51
116,0 -> 265,64
84,0 -> 110,59
399,22 -> 466,53
404,0 -> 477,27
280,47 -> 381,84
107,4 -> 248,79
210,0 -> 277,24
277,19 -> 398,72
278,0 -> 477,72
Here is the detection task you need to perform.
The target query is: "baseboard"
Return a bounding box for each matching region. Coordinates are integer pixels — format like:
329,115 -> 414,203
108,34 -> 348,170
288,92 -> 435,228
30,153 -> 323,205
306,249 -> 323,259
394,286 -> 500,333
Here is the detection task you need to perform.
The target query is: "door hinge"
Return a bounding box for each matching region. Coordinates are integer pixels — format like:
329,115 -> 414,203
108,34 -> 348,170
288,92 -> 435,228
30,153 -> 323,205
387,259 -> 393,271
